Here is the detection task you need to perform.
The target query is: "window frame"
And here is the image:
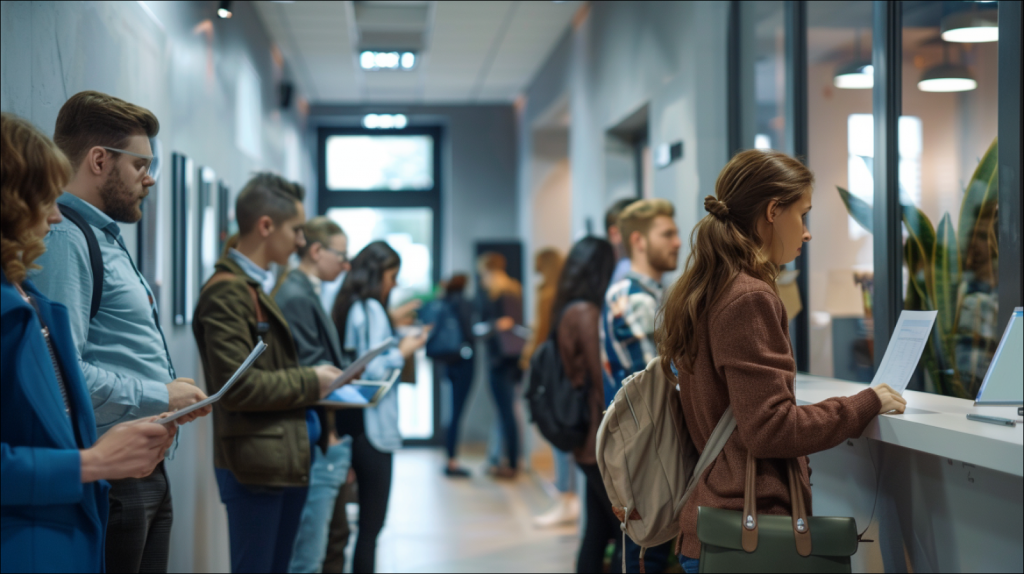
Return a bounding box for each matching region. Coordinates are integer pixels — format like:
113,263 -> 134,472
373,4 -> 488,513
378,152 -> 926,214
316,125 -> 445,448
729,0 -> 1023,374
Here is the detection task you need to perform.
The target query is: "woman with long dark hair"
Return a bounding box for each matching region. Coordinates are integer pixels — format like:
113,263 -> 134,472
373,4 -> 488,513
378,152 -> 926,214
549,237 -> 620,574
331,241 -> 428,573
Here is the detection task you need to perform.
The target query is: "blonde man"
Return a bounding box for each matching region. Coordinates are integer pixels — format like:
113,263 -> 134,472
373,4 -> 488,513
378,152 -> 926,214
599,198 -> 681,572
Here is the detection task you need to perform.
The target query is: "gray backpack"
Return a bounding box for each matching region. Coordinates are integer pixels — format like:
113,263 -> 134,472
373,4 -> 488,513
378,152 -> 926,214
596,357 -> 737,570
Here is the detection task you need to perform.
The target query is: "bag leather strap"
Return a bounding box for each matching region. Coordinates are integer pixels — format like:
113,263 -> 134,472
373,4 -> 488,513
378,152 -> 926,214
203,272 -> 269,335
741,455 -> 813,557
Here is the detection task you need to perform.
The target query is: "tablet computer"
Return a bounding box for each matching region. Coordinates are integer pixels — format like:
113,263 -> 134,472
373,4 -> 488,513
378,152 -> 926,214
319,369 -> 401,409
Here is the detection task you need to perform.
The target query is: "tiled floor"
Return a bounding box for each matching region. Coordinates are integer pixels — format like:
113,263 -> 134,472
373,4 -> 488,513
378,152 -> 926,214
369,448 -> 581,573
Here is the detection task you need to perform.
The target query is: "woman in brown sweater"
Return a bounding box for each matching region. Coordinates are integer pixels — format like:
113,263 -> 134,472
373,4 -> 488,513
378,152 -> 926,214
658,149 -> 906,572
550,237 -> 619,573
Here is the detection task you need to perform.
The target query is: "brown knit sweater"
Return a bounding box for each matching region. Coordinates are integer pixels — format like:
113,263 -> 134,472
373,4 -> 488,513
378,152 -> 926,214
556,301 -> 604,465
675,273 -> 881,558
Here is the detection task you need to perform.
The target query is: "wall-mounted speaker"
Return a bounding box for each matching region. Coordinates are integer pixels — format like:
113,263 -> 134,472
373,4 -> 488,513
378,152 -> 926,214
279,82 -> 294,110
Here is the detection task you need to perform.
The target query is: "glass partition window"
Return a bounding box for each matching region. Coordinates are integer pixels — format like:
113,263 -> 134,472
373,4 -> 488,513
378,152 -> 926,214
325,134 -> 434,191
805,1 -> 875,381
899,0 -> 998,399
739,1 -> 787,152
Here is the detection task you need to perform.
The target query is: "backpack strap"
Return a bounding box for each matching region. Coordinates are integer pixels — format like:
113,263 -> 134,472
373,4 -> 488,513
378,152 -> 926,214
203,271 -> 269,335
58,203 -> 104,321
681,405 -> 737,502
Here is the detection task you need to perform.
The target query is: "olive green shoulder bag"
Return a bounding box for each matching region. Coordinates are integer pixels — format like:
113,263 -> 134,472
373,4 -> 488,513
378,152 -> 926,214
696,453 -> 859,573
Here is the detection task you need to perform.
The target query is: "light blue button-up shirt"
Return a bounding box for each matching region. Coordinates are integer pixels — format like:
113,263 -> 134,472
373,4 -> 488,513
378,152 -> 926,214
343,298 -> 405,452
33,193 -> 174,435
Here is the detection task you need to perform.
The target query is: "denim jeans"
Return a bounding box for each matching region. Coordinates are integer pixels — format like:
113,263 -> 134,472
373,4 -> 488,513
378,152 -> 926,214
553,447 -> 577,493
287,438 -> 353,574
678,556 -> 700,574
216,469 -> 308,574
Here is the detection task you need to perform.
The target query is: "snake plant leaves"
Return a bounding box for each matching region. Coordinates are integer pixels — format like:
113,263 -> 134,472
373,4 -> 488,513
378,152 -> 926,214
904,238 -> 930,309
837,187 -> 873,234
933,213 -> 962,386
958,139 -> 998,263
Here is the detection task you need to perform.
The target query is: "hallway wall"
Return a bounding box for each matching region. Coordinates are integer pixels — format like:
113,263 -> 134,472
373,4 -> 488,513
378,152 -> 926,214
0,2 -> 311,571
518,1 -> 731,284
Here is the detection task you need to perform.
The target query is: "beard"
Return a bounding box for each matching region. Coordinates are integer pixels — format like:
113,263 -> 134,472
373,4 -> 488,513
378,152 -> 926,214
647,244 -> 679,273
100,165 -> 145,223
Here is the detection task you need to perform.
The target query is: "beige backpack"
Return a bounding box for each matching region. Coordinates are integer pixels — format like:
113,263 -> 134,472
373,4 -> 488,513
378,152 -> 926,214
596,357 -> 736,571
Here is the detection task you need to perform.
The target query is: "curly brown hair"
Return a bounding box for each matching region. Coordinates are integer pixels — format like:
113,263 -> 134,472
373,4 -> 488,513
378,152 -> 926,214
1,113 -> 72,284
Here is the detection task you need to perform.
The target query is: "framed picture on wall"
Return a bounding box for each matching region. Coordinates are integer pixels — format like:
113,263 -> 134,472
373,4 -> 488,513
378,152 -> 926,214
198,166 -> 218,286
171,152 -> 196,326
217,179 -> 232,257
137,137 -> 163,303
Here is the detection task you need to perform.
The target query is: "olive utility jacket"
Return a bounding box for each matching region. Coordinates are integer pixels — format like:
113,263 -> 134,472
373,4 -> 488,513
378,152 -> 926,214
193,257 -> 320,487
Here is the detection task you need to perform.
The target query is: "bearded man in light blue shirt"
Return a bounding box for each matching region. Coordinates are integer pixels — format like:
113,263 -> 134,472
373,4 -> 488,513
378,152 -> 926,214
33,91 -> 209,574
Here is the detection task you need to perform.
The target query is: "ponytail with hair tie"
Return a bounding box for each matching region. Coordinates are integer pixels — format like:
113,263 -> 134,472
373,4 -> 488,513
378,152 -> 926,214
704,195 -> 731,221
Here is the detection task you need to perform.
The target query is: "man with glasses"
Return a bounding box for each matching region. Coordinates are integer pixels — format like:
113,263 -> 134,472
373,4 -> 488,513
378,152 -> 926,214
34,91 -> 209,574
275,217 -> 355,573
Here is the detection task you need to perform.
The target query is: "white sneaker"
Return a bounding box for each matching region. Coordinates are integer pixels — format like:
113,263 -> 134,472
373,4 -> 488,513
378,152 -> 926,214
533,494 -> 580,528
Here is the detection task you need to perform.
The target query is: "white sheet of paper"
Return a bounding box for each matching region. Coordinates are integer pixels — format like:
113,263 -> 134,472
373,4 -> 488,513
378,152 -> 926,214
327,338 -> 395,394
870,310 -> 938,395
159,340 -> 268,425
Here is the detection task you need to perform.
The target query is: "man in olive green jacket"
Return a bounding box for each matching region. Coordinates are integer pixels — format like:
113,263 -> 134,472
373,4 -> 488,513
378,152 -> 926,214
193,173 -> 341,573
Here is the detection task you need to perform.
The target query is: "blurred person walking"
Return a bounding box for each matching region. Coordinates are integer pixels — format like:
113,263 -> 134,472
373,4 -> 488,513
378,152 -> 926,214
332,241 -> 430,573
426,274 -> 477,478
549,238 -> 619,572
522,248 -> 581,528
193,174 -> 344,574
477,252 -> 525,479
33,91 -> 209,574
275,217 -> 355,574
1,112 -> 175,574
599,198 -> 681,573
659,149 -> 905,573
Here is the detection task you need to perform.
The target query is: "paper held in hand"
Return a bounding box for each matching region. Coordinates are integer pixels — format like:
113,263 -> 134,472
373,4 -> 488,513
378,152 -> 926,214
326,338 -> 395,394
159,340 -> 268,425
870,310 -> 938,395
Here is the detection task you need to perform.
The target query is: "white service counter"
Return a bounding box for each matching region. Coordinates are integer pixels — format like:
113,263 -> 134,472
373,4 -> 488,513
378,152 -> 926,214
796,375 -> 1023,573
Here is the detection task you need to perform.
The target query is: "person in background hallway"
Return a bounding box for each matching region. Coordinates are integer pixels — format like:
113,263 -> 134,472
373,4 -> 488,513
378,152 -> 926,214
32,91 -> 210,574
524,248 -> 581,528
332,241 -> 430,573
549,237 -> 620,573
606,198 -> 638,286
1,112 -> 175,574
477,252 -> 525,479
435,274 -> 476,478
193,174 -> 344,574
599,198 -> 681,573
275,217 -> 354,574
659,149 -> 906,574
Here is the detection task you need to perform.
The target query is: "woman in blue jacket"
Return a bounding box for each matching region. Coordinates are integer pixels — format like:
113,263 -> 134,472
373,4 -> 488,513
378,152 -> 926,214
1,112 -> 174,573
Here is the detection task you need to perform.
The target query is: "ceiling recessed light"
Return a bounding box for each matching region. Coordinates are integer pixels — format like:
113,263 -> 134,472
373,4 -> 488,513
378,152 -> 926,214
363,114 -> 408,129
217,1 -> 232,19
359,50 -> 417,71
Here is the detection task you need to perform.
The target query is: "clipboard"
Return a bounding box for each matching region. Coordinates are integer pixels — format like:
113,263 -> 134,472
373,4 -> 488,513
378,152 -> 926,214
159,340 -> 268,425
319,369 -> 401,409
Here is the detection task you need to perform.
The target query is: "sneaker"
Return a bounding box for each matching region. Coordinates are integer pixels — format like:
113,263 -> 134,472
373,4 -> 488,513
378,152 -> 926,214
444,466 -> 471,478
533,494 -> 580,528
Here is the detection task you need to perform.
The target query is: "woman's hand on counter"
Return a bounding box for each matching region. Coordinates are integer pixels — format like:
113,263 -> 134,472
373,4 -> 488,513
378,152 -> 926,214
872,384 -> 907,415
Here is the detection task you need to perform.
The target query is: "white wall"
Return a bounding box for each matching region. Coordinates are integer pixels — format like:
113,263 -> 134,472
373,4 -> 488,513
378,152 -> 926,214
518,1 -> 731,288
1,2 -> 311,571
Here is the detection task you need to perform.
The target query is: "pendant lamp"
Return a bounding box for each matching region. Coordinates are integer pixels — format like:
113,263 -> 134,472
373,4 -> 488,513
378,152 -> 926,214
941,9 -> 998,43
918,42 -> 976,92
834,29 -> 873,89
